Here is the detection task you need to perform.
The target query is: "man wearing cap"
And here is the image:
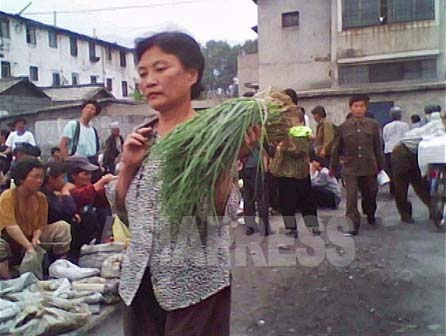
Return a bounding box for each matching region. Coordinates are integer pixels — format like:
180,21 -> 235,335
2,118 -> 36,156
64,156 -> 113,259
102,121 -> 124,174
382,106 -> 410,195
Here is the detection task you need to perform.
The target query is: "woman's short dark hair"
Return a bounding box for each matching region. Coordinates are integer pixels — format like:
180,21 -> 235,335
283,88 -> 298,105
51,146 -> 61,155
81,100 -> 102,115
411,114 -> 421,123
310,155 -> 328,168
311,105 -> 327,118
349,94 -> 370,107
11,157 -> 43,186
135,31 -> 205,100
14,117 -> 27,125
44,161 -> 66,184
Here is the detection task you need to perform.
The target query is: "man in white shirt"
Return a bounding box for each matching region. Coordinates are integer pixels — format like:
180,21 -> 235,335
1,118 -> 36,155
382,106 -> 409,195
310,157 -> 342,209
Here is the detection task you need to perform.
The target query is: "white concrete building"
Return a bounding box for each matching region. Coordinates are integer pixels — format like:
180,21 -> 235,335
240,0 -> 446,126
0,10 -> 136,99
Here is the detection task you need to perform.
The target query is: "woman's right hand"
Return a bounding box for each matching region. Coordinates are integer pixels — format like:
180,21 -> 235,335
121,127 -> 154,169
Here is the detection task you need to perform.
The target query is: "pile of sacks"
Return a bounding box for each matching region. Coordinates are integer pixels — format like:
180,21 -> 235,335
0,273 -> 97,336
0,242 -> 125,336
77,241 -> 125,304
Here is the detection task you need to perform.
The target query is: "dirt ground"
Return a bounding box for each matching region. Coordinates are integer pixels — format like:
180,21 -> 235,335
90,188 -> 446,336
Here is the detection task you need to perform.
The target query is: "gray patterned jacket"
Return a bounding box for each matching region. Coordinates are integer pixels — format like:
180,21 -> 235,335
107,138 -> 240,311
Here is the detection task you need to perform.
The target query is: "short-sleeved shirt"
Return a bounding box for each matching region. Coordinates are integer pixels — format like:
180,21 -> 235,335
383,120 -> 410,154
5,131 -> 36,151
0,189 -> 48,238
62,120 -> 97,157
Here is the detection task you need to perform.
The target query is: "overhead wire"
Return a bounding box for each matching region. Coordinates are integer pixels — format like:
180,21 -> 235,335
23,0 -> 214,15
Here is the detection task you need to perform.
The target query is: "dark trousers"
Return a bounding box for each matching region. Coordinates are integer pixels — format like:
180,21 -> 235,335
268,174 -> 280,210
391,144 -> 431,220
344,174 -> 378,228
313,186 -> 340,209
385,153 -> 395,195
277,176 -> 319,230
124,269 -> 231,336
242,169 -> 271,235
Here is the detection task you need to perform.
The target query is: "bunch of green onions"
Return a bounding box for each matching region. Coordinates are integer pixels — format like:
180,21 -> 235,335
152,91 -> 295,225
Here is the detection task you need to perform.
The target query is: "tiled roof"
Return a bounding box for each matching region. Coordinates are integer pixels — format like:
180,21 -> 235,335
42,85 -> 115,101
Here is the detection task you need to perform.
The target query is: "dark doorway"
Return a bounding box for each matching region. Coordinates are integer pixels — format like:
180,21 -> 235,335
368,101 -> 394,127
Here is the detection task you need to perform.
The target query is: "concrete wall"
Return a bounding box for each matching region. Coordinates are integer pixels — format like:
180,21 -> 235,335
0,15 -> 136,99
237,53 -> 259,96
253,0 -> 446,90
334,0 -> 445,84
257,0 -> 332,91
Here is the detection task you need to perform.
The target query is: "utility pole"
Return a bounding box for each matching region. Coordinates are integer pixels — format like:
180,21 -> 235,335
53,11 -> 57,26
16,2 -> 32,16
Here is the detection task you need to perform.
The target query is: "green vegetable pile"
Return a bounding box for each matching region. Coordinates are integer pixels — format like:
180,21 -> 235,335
152,91 -> 296,224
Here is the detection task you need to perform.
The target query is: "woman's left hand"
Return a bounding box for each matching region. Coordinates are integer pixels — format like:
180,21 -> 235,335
238,126 -> 261,160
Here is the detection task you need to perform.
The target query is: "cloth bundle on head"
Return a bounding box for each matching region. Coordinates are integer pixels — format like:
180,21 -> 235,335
289,126 -> 312,138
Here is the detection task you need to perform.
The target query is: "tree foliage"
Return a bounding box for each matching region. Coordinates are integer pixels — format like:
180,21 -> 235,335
201,39 -> 258,92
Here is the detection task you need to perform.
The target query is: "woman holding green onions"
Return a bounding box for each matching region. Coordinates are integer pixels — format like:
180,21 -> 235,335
111,31 -> 256,336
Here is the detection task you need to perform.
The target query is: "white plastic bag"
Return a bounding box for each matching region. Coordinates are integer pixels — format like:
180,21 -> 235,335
418,135 -> 446,176
49,259 -> 99,281
377,170 -> 391,186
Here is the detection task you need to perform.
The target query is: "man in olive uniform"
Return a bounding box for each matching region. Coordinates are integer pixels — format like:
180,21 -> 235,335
331,95 -> 384,235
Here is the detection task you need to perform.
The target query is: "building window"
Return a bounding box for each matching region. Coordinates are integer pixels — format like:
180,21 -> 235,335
106,78 -> 113,91
387,0 -> 435,23
122,81 -> 128,97
70,37 -> 78,56
48,31 -> 57,48
29,66 -> 38,81
0,17 -> 10,38
120,50 -> 127,67
106,47 -> 112,61
52,73 -> 61,87
72,73 -> 79,85
1,61 -> 11,78
89,42 -> 100,62
282,11 -> 300,28
342,0 -> 435,29
26,25 -> 36,45
90,75 -> 98,84
339,58 -> 437,85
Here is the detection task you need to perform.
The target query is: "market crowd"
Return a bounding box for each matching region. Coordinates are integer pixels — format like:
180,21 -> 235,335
0,30 -> 444,336
0,100 -> 123,279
